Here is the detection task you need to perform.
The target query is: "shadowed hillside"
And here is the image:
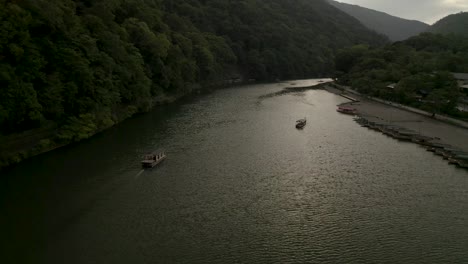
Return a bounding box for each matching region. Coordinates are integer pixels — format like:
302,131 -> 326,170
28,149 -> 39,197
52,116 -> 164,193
328,0 -> 429,41
429,12 -> 468,37
0,0 -> 387,168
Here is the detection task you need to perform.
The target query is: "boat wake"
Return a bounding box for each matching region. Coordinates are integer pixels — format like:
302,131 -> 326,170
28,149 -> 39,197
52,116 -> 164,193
134,169 -> 145,179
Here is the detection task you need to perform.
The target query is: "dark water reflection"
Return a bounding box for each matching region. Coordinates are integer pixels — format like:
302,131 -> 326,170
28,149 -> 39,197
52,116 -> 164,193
1,80 -> 468,263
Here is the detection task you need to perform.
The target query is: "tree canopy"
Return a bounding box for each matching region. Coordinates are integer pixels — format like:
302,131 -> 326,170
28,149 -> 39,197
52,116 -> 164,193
0,0 -> 387,167
335,33 -> 468,116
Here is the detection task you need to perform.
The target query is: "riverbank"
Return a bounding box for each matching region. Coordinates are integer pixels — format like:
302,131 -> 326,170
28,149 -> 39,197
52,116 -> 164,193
0,83 -> 210,170
0,78 -> 279,170
3,79 -> 468,264
5,78 -> 466,171
323,84 -> 468,169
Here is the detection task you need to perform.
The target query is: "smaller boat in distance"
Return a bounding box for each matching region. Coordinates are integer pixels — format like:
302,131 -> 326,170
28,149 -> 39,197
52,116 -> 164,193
296,118 -> 306,129
141,152 -> 166,168
337,106 -> 357,115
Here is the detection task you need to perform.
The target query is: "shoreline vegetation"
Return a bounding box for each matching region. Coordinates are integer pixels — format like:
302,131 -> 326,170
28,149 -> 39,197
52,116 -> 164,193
2,2 -> 467,172
0,90 -> 177,170
0,0 -> 387,170
4,79 -> 468,170
334,33 -> 468,121
0,79 -> 245,170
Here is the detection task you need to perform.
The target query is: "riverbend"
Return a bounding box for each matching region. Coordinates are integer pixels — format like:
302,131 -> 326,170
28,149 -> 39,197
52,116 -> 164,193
2,80 -> 468,264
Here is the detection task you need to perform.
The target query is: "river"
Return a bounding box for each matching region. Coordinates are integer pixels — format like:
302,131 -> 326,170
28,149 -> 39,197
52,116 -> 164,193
1,80 -> 468,263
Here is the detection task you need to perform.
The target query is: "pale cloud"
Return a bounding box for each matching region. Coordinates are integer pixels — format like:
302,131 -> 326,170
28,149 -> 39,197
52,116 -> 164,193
441,0 -> 468,9
336,0 -> 468,24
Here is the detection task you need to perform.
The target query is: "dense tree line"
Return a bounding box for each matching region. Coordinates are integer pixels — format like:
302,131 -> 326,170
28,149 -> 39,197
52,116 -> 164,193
335,33 -> 468,116
0,0 -> 386,167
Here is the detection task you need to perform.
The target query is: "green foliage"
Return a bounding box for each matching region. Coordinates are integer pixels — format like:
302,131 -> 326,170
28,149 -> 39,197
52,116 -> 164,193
336,33 -> 468,115
0,0 -> 387,151
57,113 -> 98,142
335,45 -> 369,72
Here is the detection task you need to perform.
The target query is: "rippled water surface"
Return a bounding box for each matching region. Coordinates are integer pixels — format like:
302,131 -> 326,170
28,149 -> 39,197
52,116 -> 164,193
2,80 -> 468,263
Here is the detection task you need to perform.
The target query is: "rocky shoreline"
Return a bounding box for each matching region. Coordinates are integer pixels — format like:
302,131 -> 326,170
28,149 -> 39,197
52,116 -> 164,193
323,84 -> 468,171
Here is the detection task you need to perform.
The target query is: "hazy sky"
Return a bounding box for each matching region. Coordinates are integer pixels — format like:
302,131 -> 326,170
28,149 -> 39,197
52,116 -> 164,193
336,0 -> 468,24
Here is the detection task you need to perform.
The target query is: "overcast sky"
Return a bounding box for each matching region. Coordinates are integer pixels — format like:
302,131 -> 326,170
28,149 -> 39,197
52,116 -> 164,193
336,0 -> 468,24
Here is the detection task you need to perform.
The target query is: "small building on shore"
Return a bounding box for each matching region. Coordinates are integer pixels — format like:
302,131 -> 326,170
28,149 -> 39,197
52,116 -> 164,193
451,73 -> 468,95
452,72 -> 468,89
452,73 -> 468,82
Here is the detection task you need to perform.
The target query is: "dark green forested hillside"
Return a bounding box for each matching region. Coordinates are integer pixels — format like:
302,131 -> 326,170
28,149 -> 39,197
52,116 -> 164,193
328,0 -> 429,41
336,33 -> 468,116
429,12 -> 468,37
0,0 -> 387,167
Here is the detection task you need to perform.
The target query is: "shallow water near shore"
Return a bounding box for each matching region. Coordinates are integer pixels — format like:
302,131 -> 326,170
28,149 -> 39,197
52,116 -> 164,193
1,80 -> 468,263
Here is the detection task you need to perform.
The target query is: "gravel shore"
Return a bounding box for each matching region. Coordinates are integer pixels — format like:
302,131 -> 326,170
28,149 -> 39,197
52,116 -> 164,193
325,85 -> 468,154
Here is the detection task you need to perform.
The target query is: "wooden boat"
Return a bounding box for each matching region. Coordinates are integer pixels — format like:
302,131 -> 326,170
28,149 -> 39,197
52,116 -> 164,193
391,132 -> 412,141
337,106 -> 357,115
393,130 -> 418,141
458,161 -> 468,169
426,142 -> 452,152
296,118 -> 306,129
141,152 -> 166,168
453,154 -> 468,161
443,150 -> 468,160
411,135 -> 434,146
426,146 -> 437,152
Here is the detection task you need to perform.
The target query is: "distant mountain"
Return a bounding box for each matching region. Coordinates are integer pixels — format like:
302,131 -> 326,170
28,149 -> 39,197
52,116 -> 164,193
328,0 -> 429,41
429,12 -> 468,37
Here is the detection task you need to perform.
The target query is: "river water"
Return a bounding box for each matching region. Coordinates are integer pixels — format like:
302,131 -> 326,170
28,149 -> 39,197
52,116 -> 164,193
1,80 -> 468,263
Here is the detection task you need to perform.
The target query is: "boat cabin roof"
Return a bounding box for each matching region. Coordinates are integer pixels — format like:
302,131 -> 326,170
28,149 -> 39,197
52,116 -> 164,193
454,154 -> 468,160
338,106 -> 356,110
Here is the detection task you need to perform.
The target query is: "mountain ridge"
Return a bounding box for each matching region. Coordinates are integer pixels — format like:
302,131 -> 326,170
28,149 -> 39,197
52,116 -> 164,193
428,12 -> 468,37
328,0 -> 429,41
